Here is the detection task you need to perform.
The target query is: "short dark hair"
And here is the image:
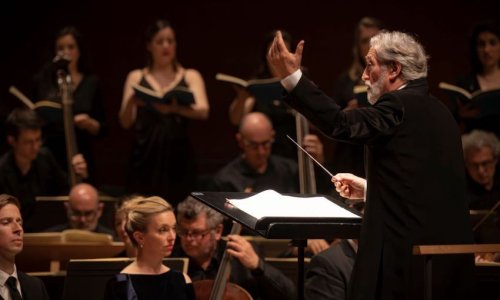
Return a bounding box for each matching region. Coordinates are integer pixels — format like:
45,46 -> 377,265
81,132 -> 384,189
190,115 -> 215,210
5,108 -> 43,139
0,194 -> 21,210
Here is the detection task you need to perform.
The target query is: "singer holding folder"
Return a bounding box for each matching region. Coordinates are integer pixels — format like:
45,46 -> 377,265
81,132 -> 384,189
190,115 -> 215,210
268,30 -> 474,300
32,26 -> 105,180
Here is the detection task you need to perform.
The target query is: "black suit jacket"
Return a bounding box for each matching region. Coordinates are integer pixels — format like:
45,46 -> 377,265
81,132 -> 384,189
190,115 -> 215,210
18,271 -> 50,300
285,76 -> 474,300
305,239 -> 356,300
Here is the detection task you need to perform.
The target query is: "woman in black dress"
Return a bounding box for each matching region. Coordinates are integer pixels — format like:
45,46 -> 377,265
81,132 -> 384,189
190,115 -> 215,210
33,26 -> 106,180
447,20 -> 500,136
104,196 -> 195,299
119,19 -> 209,207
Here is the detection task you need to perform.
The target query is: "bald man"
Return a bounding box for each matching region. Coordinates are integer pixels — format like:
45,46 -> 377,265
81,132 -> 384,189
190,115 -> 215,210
211,112 -> 303,193
212,112 -> 333,252
211,112 -> 327,193
45,183 -> 115,237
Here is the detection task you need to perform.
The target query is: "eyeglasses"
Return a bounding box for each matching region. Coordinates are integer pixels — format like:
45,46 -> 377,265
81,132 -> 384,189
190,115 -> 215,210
467,159 -> 497,170
176,228 -> 212,240
67,208 -> 98,221
242,139 -> 274,150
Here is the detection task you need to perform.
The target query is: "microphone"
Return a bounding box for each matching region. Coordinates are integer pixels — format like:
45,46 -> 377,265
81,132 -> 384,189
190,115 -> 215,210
52,53 -> 70,72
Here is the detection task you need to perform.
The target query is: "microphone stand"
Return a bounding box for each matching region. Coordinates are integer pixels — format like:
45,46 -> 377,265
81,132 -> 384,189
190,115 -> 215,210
56,65 -> 81,186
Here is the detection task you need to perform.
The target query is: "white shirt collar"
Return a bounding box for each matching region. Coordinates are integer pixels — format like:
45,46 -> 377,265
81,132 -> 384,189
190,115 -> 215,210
397,83 -> 408,90
0,265 -> 18,287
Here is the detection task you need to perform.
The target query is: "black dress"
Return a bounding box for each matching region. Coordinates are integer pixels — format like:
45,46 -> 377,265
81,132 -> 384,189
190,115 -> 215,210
103,270 -> 195,300
449,73 -> 500,136
32,64 -> 106,180
127,75 -> 196,207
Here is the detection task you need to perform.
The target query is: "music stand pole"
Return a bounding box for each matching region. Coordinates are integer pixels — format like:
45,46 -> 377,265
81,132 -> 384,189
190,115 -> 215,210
292,239 -> 307,300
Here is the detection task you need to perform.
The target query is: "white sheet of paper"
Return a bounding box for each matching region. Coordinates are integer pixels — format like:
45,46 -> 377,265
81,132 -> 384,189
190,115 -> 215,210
227,189 -> 360,220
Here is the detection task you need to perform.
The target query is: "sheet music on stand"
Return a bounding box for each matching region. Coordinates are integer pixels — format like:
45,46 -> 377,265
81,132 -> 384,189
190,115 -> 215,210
191,190 -> 362,300
191,190 -> 362,240
226,189 -> 359,219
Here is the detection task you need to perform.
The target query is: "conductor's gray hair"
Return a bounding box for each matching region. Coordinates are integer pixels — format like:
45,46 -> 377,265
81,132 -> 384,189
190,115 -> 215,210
177,196 -> 224,229
462,130 -> 500,158
370,31 -> 428,81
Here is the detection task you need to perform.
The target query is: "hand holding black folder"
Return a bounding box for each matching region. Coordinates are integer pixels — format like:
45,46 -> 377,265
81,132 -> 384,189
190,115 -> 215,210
132,84 -> 195,106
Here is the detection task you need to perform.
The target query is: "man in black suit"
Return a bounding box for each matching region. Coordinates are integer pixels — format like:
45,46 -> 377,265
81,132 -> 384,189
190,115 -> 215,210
304,203 -> 364,300
268,31 -> 474,300
0,194 -> 49,300
305,239 -> 357,300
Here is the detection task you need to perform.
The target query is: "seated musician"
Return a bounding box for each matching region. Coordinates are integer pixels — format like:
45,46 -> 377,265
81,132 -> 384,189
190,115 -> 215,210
171,196 -> 297,300
304,202 -> 364,300
0,108 -> 87,232
44,183 -> 116,238
0,194 -> 50,299
103,196 -> 194,299
211,112 -> 333,255
462,130 -> 500,261
211,112 -> 327,194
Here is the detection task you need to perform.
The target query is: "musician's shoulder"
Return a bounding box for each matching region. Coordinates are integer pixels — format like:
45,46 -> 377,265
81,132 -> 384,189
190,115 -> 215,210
37,147 -> 58,162
126,69 -> 144,81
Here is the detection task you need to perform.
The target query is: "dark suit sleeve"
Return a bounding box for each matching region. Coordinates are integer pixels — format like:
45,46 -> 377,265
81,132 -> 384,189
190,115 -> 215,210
305,253 -> 346,300
254,259 -> 297,300
19,273 -> 51,300
40,279 -> 50,300
285,76 -> 404,145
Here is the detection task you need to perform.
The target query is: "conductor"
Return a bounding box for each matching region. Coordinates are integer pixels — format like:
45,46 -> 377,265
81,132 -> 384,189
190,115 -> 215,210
267,30 -> 474,300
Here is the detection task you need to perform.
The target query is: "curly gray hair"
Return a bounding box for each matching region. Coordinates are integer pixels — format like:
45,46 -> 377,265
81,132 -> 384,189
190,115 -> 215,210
462,130 -> 500,158
177,196 -> 224,229
370,31 -> 428,81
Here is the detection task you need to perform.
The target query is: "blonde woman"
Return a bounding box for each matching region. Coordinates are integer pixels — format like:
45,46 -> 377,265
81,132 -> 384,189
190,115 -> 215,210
104,196 -> 194,299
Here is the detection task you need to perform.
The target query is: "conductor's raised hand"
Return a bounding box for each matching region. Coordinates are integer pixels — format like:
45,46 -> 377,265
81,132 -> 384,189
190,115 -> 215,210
267,31 -> 304,79
332,173 -> 366,200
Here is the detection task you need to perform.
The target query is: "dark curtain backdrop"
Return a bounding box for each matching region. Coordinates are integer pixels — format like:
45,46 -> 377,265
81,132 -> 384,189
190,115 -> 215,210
1,0 -> 498,193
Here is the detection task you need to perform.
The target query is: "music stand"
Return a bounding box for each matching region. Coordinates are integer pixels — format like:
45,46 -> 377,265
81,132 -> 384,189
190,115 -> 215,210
17,238 -> 125,272
190,191 -> 362,300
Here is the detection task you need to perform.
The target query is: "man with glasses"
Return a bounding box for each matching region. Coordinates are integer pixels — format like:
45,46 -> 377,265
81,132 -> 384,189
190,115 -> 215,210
462,130 -> 500,246
211,112 -> 332,252
211,112 -> 324,193
171,196 -> 296,300
45,183 -> 115,238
